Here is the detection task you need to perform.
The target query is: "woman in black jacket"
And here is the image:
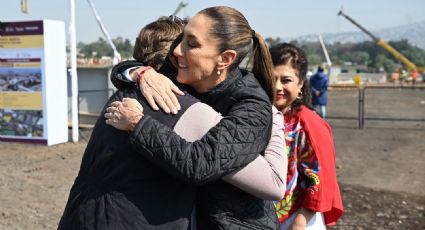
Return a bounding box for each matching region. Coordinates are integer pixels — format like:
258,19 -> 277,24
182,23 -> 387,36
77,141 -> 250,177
60,16 -> 286,230
106,6 -> 280,230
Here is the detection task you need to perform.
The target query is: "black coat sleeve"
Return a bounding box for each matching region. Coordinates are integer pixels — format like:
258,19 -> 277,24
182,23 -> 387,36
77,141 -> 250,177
110,60 -> 144,90
129,92 -> 272,186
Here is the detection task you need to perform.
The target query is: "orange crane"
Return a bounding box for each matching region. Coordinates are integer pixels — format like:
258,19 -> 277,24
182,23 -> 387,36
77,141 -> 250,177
338,10 -> 425,72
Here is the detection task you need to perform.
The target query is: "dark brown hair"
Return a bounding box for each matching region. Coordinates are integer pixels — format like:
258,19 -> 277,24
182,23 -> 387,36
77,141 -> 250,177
269,42 -> 311,108
199,6 -> 275,102
133,17 -> 186,71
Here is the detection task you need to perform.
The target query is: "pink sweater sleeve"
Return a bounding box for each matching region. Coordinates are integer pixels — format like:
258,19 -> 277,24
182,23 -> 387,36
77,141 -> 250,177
222,106 -> 287,200
174,104 -> 287,200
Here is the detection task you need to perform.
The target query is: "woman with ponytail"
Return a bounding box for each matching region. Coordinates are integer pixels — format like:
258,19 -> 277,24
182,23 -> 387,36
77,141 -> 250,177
105,6 -> 284,229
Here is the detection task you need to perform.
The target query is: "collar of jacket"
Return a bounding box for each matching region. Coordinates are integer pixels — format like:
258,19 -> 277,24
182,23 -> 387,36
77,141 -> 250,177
196,68 -> 243,106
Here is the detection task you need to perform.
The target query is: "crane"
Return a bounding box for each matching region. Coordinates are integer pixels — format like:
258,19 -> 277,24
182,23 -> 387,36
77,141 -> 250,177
337,10 -> 425,72
173,1 -> 188,16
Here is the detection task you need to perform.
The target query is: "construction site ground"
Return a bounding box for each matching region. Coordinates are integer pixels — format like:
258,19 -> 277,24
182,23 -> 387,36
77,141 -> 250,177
0,86 -> 424,230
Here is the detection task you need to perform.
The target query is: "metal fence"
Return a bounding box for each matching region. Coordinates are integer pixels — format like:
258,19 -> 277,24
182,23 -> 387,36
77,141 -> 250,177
327,85 -> 425,129
74,86 -> 425,130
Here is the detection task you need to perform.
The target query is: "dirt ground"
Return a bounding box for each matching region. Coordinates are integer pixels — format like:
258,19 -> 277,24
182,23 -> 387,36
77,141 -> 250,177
0,87 -> 424,230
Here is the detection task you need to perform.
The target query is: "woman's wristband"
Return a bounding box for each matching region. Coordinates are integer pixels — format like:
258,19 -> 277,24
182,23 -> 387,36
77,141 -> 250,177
136,66 -> 153,88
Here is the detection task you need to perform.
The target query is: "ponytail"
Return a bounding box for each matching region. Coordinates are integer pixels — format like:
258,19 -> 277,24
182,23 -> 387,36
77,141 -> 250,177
252,32 -> 275,102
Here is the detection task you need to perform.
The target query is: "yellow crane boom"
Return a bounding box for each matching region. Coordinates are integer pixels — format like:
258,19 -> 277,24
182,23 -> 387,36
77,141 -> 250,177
376,40 -> 417,70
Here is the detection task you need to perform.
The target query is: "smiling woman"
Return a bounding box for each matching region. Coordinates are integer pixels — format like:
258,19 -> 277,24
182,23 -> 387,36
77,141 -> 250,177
269,43 -> 344,229
270,43 -> 310,113
172,13 -> 227,93
106,5 -> 284,230
273,64 -> 304,113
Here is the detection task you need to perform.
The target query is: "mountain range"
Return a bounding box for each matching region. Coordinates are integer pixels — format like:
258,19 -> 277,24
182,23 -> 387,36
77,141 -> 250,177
285,21 -> 425,50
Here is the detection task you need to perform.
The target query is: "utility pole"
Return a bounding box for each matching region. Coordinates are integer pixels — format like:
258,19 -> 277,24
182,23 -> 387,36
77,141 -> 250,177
21,0 -> 28,14
69,0 -> 79,142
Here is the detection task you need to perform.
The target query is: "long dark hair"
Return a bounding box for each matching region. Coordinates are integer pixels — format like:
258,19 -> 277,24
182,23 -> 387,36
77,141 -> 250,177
269,43 -> 311,110
199,6 -> 275,102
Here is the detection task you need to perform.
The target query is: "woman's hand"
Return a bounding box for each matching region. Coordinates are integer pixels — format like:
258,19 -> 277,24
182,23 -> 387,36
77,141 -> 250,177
135,67 -> 184,114
105,98 -> 144,131
288,208 -> 316,230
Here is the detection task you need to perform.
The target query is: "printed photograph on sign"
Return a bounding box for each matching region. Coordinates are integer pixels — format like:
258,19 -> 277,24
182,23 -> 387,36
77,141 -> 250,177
0,68 -> 42,92
0,109 -> 43,137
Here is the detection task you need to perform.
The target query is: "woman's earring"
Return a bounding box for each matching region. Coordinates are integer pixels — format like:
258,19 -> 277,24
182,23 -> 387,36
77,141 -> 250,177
297,91 -> 303,100
217,70 -> 221,75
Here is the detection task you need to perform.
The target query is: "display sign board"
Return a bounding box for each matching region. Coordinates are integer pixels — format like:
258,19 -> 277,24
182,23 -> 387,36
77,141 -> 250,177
0,20 -> 68,145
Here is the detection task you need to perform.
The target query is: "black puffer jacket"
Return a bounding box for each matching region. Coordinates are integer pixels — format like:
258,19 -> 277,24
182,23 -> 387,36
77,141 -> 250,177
124,67 -> 279,229
58,86 -> 200,230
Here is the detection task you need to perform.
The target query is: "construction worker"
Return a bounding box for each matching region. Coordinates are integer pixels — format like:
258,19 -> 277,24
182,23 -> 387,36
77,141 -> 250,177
400,69 -> 408,86
392,68 -> 399,87
412,69 -> 418,86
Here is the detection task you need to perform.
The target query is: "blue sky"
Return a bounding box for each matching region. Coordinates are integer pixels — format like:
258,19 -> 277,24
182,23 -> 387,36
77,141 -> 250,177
2,0 -> 425,43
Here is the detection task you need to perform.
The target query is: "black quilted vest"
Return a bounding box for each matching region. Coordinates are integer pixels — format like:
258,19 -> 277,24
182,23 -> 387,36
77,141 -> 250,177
194,69 -> 279,230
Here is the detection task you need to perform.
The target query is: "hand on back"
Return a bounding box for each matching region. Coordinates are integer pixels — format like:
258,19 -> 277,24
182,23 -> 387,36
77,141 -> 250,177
136,68 -> 184,114
105,98 -> 144,131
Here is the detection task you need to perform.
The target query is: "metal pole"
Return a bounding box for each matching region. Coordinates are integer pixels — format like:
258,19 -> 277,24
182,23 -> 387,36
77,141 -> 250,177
173,1 -> 188,16
318,34 -> 332,67
86,0 -> 121,65
337,10 -> 379,41
69,0 -> 79,142
358,88 -> 362,129
361,88 -> 365,129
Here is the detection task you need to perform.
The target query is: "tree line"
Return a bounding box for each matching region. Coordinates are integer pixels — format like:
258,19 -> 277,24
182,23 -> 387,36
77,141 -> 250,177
266,37 -> 425,72
77,36 -> 425,72
77,37 -> 133,60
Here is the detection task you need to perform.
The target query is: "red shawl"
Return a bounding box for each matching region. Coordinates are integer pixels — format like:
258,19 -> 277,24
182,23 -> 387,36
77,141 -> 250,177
298,105 -> 344,225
